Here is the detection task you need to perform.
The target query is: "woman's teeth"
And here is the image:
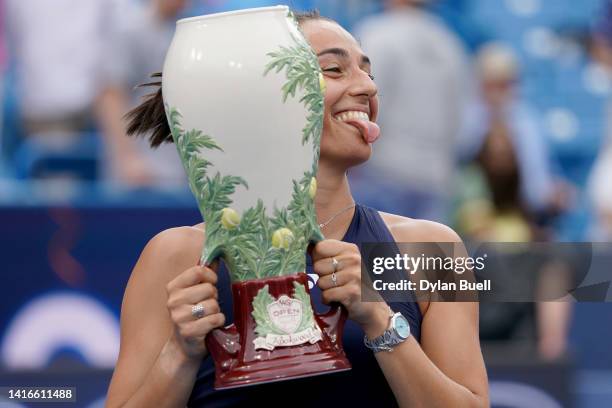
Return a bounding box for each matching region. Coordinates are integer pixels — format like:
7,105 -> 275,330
334,111 -> 370,122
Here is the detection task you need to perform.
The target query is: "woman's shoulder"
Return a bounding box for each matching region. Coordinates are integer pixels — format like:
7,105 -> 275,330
133,223 -> 206,284
146,223 -> 205,254
377,211 -> 462,243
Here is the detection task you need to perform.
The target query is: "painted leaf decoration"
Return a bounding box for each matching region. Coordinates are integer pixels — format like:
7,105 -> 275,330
293,281 -> 316,332
252,285 -> 283,336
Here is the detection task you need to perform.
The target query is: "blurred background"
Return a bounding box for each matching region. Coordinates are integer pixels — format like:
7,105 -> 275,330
1,0 -> 611,407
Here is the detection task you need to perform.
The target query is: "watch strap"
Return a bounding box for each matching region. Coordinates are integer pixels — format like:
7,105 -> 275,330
363,310 -> 409,353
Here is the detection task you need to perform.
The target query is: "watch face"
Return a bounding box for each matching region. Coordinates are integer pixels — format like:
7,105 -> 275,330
394,315 -> 411,339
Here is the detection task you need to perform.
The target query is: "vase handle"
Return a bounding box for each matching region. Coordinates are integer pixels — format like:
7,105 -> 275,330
205,325 -> 240,371
316,303 -> 347,348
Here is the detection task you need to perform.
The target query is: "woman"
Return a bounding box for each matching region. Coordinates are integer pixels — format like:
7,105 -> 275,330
456,125 -> 535,242
105,11 -> 488,408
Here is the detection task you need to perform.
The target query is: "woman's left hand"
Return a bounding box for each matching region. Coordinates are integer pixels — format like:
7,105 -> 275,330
311,239 -> 390,336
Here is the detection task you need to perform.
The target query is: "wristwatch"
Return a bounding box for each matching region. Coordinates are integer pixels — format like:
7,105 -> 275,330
363,308 -> 411,353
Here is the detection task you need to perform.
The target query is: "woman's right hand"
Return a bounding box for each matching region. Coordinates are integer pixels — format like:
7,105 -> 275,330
165,263 -> 226,360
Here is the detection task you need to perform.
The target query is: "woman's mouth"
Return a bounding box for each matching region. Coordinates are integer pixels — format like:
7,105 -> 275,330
334,110 -> 370,122
333,111 -> 380,144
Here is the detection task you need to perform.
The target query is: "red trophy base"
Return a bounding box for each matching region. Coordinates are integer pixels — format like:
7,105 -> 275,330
205,272 -> 351,390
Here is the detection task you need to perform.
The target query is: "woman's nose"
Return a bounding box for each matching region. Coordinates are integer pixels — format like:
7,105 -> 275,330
349,70 -> 378,99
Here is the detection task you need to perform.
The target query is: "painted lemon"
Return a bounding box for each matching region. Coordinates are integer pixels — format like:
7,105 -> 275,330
308,177 -> 317,199
272,228 -> 294,249
319,72 -> 326,94
221,208 -> 240,230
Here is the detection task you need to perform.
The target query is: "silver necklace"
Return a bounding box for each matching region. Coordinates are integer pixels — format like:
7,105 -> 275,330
318,203 -> 356,229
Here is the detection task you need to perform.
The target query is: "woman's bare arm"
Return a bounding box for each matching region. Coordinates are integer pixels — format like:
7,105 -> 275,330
374,217 -> 489,408
105,226 -> 220,408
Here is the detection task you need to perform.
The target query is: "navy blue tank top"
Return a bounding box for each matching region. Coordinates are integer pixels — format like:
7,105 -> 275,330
188,204 -> 423,407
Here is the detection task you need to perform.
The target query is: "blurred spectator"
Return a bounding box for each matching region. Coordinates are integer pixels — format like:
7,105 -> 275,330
429,0 -> 489,52
589,1 -> 612,240
588,112 -> 612,240
4,0 -> 137,183
5,0 -> 121,137
0,0 -> 5,77
458,119 -> 573,358
591,0 -> 612,69
455,43 -> 572,362
95,0 -> 188,187
456,43 -> 568,239
457,44 -> 536,242
349,0 -> 470,223
456,134 -> 532,242
5,0 -> 186,186
0,0 -> 7,155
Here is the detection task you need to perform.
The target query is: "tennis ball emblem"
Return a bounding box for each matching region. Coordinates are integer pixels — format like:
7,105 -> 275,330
308,177 -> 317,199
272,228 -> 294,249
221,208 -> 240,230
319,73 -> 326,94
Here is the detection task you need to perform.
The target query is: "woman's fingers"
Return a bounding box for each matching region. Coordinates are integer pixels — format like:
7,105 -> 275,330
313,252 -> 361,276
312,240 -> 364,311
170,298 -> 221,324
319,284 -> 360,307
313,256 -> 342,276
165,263 -> 225,358
177,312 -> 226,341
317,270 -> 346,290
311,240 -> 359,261
167,282 -> 217,309
166,265 -> 217,293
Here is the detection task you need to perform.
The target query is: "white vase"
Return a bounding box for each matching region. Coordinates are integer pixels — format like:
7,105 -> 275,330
162,6 -> 325,276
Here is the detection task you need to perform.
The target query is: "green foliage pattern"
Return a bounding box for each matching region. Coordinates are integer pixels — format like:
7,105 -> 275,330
165,14 -> 323,282
293,281 -> 315,332
264,10 -> 324,166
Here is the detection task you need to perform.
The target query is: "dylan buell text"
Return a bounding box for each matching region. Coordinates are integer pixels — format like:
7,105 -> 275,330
372,279 -> 491,292
368,253 -> 492,294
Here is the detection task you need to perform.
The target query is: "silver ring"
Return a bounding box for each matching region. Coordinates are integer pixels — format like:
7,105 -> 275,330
331,272 -> 338,286
331,257 -> 339,272
191,303 -> 205,319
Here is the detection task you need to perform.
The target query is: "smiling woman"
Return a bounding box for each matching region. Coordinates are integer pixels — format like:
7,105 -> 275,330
105,9 -> 489,408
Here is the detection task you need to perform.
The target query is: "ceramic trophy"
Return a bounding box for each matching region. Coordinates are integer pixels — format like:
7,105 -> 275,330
161,6 -> 351,389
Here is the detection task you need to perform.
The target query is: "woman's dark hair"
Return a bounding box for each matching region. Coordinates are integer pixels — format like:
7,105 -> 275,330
476,129 -> 523,213
124,10 -> 329,148
124,72 -> 168,147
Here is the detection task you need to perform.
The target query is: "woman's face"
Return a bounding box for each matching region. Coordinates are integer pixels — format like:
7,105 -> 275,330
301,19 -> 379,168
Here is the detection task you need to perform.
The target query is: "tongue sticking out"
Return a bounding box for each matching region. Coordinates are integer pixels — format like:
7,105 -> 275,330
345,119 -> 380,144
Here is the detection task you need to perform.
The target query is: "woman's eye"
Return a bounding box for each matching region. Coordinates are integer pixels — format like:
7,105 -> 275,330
323,67 -> 342,73
368,73 -> 375,80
